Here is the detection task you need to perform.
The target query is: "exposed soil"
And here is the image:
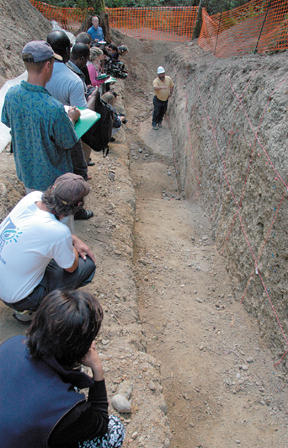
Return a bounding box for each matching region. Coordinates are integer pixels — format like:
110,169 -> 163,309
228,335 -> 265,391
122,37 -> 288,447
0,2 -> 288,446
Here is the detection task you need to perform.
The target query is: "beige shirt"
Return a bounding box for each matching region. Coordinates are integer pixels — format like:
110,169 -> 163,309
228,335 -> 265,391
153,76 -> 174,101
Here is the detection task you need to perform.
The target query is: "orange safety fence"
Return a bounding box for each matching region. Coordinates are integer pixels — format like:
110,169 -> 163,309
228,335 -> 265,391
30,0 -> 288,56
198,0 -> 288,57
30,0 -> 92,31
106,6 -> 198,41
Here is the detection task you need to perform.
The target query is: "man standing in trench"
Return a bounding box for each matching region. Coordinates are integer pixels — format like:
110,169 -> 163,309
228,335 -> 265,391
152,66 -> 174,130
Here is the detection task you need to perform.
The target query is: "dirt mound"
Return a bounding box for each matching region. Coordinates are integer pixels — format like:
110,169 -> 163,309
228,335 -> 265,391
0,0 -> 51,81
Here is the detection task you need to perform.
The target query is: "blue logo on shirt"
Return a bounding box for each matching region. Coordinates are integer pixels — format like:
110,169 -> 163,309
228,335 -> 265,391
0,218 -> 22,264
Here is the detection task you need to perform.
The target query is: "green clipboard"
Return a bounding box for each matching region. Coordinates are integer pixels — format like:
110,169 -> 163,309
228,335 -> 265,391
74,108 -> 100,139
104,76 -> 117,84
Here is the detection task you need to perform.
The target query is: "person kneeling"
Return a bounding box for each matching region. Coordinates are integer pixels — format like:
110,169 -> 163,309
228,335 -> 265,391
0,289 -> 125,448
0,173 -> 96,322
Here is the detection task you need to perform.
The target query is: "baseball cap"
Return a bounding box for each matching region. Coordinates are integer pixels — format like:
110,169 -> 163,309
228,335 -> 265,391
52,173 -> 90,205
157,66 -> 165,74
22,41 -> 62,63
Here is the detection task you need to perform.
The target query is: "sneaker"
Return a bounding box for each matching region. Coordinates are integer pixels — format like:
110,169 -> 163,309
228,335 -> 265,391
158,123 -> 162,128
152,124 -> 158,130
13,310 -> 34,323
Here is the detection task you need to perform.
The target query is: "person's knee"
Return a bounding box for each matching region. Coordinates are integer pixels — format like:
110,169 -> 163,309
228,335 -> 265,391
78,256 -> 96,284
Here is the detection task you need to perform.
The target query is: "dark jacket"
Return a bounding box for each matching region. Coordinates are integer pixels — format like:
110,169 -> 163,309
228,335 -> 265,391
0,336 -> 107,448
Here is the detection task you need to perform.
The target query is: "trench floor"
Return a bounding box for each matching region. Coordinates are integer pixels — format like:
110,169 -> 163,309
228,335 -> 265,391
128,118 -> 288,448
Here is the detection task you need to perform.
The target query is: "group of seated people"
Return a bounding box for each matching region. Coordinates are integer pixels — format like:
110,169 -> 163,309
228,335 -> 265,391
0,15 -> 128,448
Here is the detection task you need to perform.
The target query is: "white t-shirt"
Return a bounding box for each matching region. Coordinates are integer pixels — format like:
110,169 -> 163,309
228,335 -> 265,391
0,191 -> 75,303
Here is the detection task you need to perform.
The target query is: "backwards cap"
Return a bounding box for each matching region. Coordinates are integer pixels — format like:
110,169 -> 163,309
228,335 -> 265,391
52,173 -> 90,205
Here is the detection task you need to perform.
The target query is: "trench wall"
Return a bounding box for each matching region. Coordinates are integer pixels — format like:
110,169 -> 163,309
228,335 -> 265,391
166,45 -> 288,367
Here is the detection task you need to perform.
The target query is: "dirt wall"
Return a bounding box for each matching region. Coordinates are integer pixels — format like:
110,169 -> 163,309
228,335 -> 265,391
166,43 -> 288,366
0,0 -> 51,81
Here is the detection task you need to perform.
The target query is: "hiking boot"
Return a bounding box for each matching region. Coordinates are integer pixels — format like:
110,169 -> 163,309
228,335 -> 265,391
152,124 -> 158,130
13,310 -> 34,323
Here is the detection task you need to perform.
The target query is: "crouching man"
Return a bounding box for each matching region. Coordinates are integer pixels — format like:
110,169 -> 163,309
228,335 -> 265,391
0,173 -> 96,322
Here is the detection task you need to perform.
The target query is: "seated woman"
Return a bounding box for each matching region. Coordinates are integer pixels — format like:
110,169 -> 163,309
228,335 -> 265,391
0,289 -> 125,448
87,47 -> 108,88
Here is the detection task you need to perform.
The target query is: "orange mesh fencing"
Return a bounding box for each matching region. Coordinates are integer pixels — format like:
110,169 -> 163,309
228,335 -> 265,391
199,0 -> 288,57
106,6 -> 198,41
30,0 -> 91,31
30,0 -> 288,55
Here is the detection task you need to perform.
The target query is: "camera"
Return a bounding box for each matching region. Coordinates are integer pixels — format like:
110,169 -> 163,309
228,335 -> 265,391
105,59 -> 128,79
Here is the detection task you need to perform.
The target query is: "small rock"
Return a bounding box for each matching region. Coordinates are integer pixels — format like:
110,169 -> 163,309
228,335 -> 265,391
111,394 -> 131,413
101,339 -> 110,345
164,438 -> 170,448
108,171 -> 115,181
246,357 -> 254,363
138,148 -> 143,153
148,381 -> 156,391
196,298 -> 203,303
118,381 -> 133,399
235,440 -> 241,445
240,365 -> 248,371
131,431 -> 138,440
159,400 -> 168,415
167,171 -> 171,176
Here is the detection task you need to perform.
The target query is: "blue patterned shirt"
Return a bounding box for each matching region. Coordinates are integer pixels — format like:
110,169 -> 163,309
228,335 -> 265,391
1,81 -> 78,190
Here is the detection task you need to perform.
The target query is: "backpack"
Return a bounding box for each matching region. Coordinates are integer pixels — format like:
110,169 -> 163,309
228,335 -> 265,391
81,91 -> 113,157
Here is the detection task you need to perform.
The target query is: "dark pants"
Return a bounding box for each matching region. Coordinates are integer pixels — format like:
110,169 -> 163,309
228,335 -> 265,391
70,140 -> 88,180
7,257 -> 96,312
152,96 -> 168,126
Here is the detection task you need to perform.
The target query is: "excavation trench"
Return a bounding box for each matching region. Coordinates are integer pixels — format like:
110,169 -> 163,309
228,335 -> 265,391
124,38 -> 288,446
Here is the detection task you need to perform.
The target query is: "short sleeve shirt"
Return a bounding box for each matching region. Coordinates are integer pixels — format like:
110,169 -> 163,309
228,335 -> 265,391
1,81 -> 78,190
0,191 -> 75,303
46,61 -> 87,108
87,25 -> 104,42
153,76 -> 174,101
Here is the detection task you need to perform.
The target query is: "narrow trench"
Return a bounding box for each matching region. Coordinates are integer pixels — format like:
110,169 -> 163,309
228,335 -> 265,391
125,118 -> 287,447
127,121 -> 213,447
123,42 -> 288,447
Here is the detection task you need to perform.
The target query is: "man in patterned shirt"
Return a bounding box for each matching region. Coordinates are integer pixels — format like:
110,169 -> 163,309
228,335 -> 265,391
1,41 -> 86,192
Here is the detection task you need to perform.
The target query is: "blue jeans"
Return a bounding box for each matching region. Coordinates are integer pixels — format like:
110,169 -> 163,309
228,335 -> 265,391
7,257 -> 96,312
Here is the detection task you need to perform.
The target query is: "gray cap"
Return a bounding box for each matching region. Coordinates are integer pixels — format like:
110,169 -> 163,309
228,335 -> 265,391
22,41 -> 62,63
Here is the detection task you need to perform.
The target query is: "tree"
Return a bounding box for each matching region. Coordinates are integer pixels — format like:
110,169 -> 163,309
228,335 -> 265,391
78,0 -> 111,42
